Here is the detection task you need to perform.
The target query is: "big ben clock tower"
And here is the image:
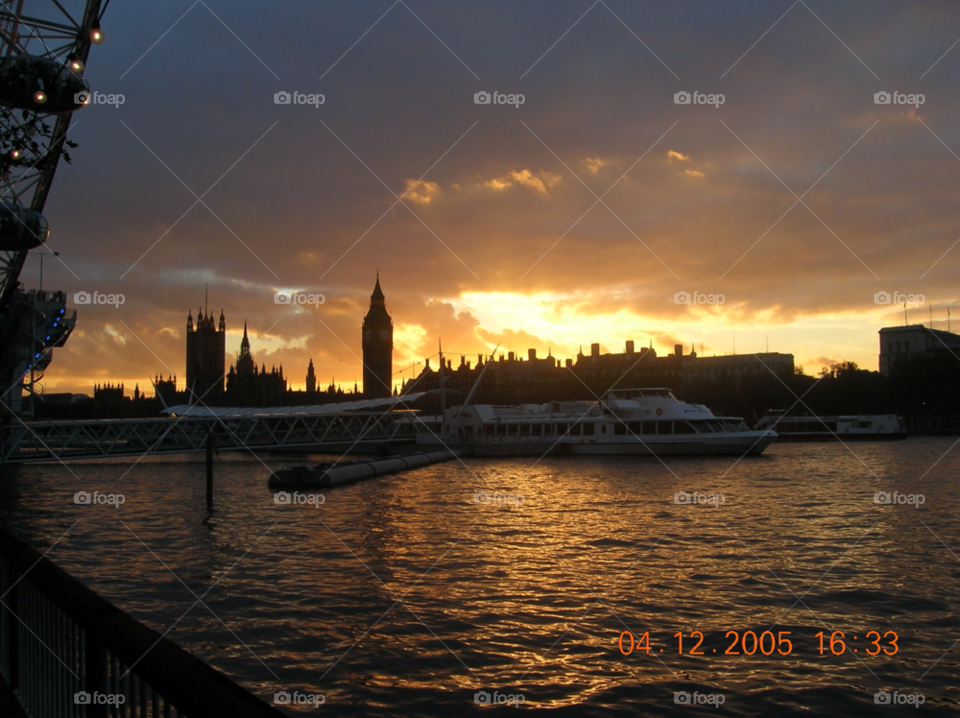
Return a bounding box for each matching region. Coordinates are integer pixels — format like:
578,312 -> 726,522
361,272 -> 393,398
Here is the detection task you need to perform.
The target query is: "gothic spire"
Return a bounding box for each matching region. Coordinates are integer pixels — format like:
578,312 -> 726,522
371,271 -> 384,303
240,320 -> 251,357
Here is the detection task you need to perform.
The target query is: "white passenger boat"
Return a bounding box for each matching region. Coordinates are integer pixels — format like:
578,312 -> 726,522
755,410 -> 906,441
413,388 -> 777,457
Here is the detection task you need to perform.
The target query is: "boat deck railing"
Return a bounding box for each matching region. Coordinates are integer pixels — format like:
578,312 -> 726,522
0,529 -> 283,718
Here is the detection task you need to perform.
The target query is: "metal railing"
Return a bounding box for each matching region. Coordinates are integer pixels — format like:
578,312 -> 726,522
0,529 -> 284,717
3,411 -> 413,463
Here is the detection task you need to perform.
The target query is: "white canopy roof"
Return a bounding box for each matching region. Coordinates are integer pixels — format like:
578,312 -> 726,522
162,392 -> 426,418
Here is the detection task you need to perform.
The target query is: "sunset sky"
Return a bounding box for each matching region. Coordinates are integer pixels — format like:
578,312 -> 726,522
30,0 -> 960,395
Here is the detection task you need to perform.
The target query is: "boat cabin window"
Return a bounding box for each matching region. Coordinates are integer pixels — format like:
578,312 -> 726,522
674,421 -> 696,434
519,424 -> 530,435
583,423 -> 595,435
614,422 -> 627,435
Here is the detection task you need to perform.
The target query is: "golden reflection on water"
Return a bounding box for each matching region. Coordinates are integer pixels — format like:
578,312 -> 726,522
0,439 -> 958,715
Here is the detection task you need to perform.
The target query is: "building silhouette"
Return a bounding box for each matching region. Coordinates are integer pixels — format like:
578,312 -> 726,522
879,324 -> 960,376
185,306 -> 225,401
306,358 -> 317,394
170,284 -> 381,408
93,382 -> 124,418
361,273 -> 394,398
225,321 -> 287,405
153,374 -> 178,408
401,341 -> 795,408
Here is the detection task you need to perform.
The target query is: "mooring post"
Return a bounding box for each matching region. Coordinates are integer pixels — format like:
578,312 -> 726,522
206,429 -> 216,508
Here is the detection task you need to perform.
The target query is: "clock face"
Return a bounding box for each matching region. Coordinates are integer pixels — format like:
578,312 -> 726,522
379,329 -> 390,341
364,330 -> 372,340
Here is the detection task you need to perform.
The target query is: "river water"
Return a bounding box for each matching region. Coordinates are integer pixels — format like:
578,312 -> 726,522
1,438 -> 958,715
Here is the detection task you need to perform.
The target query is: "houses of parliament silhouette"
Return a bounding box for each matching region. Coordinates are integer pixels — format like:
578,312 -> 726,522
42,271 -> 803,421
149,274 -> 395,408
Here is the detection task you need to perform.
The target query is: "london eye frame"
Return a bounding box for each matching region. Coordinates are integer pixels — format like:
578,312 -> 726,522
0,0 -> 107,313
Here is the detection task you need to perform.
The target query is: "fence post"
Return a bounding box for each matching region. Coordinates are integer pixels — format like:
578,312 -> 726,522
84,637 -> 107,718
5,566 -> 19,692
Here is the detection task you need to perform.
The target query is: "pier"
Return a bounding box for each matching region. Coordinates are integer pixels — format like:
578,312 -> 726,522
2,395 -> 425,464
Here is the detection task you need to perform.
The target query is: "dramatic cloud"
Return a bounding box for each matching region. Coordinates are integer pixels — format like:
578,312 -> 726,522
28,1 -> 960,396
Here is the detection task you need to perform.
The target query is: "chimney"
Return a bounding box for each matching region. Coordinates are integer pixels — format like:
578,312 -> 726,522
508,351 -> 515,361
565,358 -> 573,368
528,348 -> 536,361
425,358 -> 430,369
626,340 -> 635,355
675,344 -> 683,357
591,343 -> 600,357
